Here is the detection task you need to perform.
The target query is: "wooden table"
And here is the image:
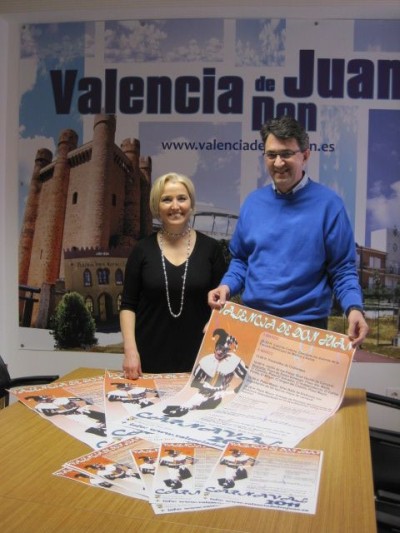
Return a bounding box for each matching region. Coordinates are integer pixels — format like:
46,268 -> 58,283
0,367 -> 376,533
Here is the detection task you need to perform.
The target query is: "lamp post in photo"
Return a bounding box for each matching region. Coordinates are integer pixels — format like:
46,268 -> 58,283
393,282 -> 400,347
372,272 -> 382,346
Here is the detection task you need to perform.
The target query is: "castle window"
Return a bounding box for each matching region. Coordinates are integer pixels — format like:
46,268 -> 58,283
72,192 -> 78,204
85,296 -> 94,314
117,293 -> 122,311
112,193 -> 117,206
97,268 -> 110,285
115,268 -> 124,285
83,269 -> 92,287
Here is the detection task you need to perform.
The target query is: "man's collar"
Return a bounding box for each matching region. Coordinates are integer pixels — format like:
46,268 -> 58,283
273,173 -> 309,195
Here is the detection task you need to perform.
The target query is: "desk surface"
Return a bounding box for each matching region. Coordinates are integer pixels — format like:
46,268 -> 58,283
0,367 -> 376,533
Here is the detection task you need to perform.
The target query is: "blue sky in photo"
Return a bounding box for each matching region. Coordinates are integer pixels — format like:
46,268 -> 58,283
235,19 -> 286,66
318,106 -> 358,231
139,121 -> 242,213
18,22 -> 93,223
19,22 -> 93,137
354,20 -> 400,51
104,19 -> 224,62
366,109 -> 400,246
17,18 -> 400,242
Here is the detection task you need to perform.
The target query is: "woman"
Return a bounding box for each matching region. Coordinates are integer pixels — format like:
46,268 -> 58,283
120,172 -> 227,379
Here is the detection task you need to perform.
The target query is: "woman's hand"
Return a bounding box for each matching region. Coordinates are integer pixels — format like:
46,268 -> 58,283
120,309 -> 142,379
123,348 -> 142,380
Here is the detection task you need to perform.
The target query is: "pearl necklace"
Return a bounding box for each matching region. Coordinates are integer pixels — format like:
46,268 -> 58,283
160,226 -> 191,238
159,227 -> 191,318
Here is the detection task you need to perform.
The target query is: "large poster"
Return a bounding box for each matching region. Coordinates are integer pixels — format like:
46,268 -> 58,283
17,15 -> 400,349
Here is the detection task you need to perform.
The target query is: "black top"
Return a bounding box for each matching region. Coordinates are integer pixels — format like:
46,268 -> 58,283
120,231 -> 227,373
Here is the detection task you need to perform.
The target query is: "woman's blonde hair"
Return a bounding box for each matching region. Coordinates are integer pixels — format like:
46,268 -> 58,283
149,172 -> 196,218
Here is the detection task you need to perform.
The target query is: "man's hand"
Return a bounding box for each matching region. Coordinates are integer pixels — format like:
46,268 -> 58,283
347,309 -> 369,348
208,285 -> 231,309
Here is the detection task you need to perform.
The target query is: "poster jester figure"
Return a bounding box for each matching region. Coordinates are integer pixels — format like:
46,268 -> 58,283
163,328 -> 248,417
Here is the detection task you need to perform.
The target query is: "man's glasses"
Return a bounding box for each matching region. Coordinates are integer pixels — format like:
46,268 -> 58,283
263,150 -> 301,161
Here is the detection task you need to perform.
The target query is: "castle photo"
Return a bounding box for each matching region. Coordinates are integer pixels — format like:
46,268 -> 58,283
19,114 -> 153,329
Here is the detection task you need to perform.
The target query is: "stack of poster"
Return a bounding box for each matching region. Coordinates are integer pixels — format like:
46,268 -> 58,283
54,438 -> 323,514
11,302 -> 355,515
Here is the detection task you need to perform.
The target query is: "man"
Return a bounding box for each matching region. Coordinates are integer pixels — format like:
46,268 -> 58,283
26,395 -> 91,417
84,462 -> 139,480
107,383 -> 159,407
162,328 -> 247,417
208,116 -> 368,347
138,455 -> 156,476
73,472 -> 113,489
218,448 -> 256,489
159,448 -> 194,489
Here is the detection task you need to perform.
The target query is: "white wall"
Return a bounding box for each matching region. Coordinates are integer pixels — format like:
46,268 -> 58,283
1,1 -> 399,430
0,16 -> 17,372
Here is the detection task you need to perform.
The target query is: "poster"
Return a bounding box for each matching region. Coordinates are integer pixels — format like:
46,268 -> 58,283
12,375 -> 111,448
128,302 -> 354,448
16,14 -> 400,348
12,301 -> 355,515
201,442 -> 323,514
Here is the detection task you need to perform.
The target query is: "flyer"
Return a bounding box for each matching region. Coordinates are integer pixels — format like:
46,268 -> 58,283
149,442 -> 231,514
53,466 -> 133,498
104,371 -> 191,441
201,442 -> 323,514
130,302 -> 355,449
12,378 -> 111,449
16,302 -> 355,515
64,436 -> 154,500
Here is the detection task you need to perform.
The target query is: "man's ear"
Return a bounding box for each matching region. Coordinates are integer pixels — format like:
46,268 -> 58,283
302,148 -> 311,164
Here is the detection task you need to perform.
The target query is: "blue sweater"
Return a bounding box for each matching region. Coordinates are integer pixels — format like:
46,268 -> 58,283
222,179 -> 363,321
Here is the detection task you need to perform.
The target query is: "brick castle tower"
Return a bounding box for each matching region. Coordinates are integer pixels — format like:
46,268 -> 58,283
19,114 -> 152,328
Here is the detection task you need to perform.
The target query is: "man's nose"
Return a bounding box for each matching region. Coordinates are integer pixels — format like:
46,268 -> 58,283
274,155 -> 286,165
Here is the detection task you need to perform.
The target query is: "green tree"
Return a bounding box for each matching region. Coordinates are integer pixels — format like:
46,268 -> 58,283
51,292 -> 97,349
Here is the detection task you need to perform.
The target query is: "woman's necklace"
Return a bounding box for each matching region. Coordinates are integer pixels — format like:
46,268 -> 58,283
160,226 -> 190,238
159,227 -> 191,318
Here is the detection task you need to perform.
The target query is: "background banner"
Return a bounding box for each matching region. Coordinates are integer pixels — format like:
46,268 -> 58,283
17,15 -> 400,349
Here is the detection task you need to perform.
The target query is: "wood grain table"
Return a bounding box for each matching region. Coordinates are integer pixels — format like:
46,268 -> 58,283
0,367 -> 377,533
